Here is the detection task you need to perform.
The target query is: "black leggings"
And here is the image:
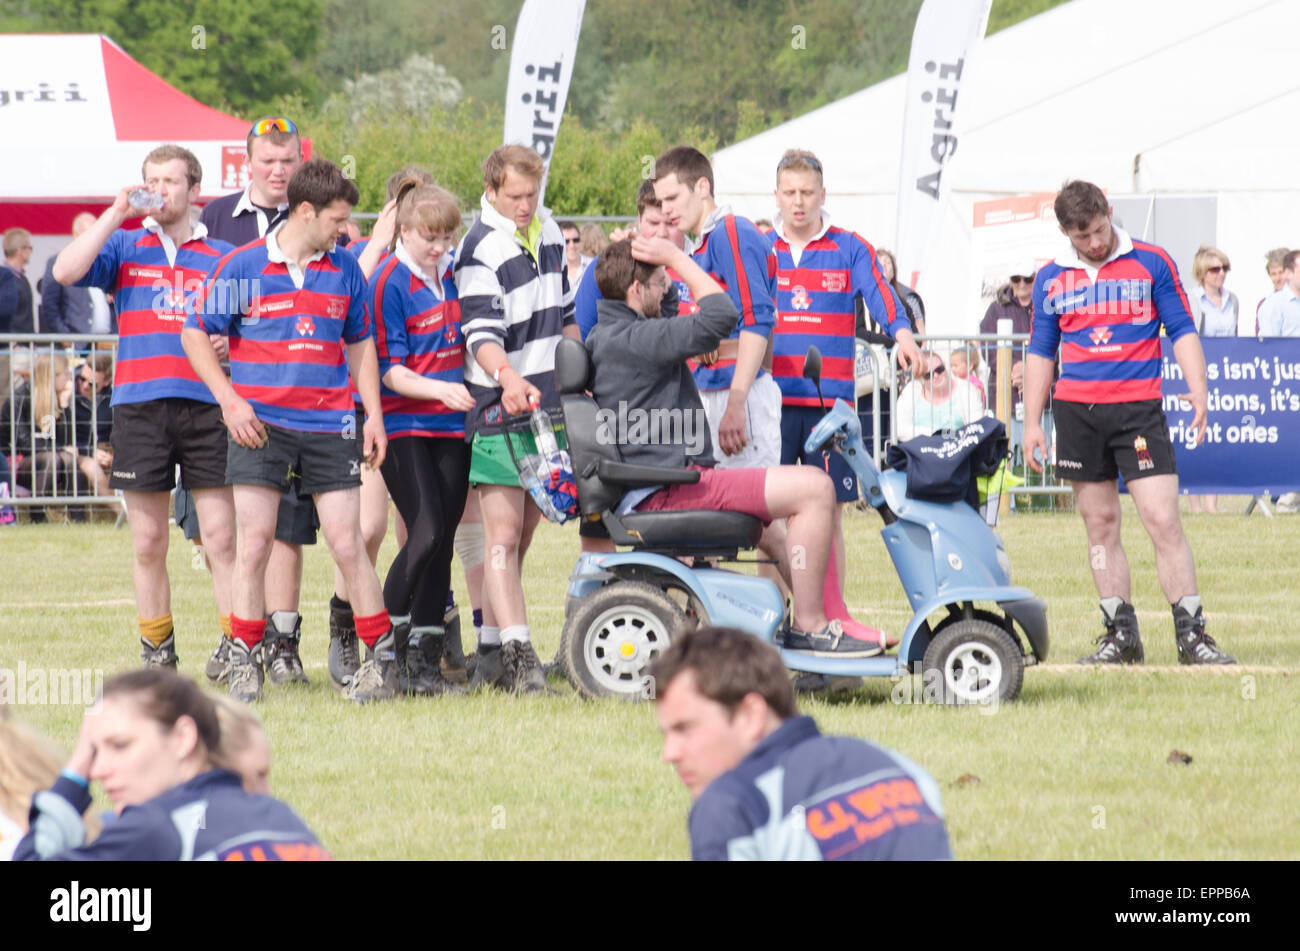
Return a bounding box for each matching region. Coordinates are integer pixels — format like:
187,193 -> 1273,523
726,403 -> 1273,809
381,437 -> 471,626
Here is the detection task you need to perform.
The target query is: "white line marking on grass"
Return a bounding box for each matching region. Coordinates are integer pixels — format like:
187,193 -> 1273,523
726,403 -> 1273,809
1,599 -> 135,608
1034,664 -> 1295,675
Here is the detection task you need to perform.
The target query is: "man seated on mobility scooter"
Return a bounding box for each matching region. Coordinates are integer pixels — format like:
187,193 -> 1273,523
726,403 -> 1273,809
585,236 -> 886,657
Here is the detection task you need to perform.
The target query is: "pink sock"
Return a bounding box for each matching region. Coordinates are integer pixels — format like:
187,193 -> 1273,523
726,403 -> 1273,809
822,539 -> 888,645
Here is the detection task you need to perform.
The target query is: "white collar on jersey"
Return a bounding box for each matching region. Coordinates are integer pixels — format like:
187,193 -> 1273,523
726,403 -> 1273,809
395,237 -> 450,301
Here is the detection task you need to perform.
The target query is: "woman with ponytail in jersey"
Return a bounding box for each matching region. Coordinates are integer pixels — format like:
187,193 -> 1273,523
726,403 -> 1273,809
365,179 -> 475,696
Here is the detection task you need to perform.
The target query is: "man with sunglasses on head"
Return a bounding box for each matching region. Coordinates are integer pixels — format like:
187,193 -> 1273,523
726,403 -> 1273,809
197,117 -> 320,689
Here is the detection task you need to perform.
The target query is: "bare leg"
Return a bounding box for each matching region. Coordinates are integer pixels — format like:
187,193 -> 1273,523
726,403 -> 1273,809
1072,480 -> 1131,600
1128,474 -> 1198,603
762,468 -> 834,632
190,486 -> 236,617
123,490 -> 173,619
231,486 -> 282,622
264,540 -> 303,615
315,487 -> 386,617
478,484 -> 541,630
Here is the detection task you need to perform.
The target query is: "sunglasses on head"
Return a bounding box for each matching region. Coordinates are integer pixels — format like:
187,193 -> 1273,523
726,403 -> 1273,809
777,153 -> 822,173
249,117 -> 298,137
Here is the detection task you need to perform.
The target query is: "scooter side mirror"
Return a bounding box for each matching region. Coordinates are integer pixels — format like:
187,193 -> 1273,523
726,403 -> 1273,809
802,346 -> 822,384
803,346 -> 825,410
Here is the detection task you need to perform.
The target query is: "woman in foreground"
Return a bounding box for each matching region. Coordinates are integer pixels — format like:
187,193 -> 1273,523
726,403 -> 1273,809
14,669 -> 328,861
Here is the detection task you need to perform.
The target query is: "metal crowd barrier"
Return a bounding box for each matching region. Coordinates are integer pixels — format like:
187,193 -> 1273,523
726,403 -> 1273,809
855,332 -> 1071,508
1,334 -> 123,517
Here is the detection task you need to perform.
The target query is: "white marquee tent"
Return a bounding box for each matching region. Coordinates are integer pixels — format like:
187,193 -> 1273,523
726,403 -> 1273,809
712,0 -> 1300,334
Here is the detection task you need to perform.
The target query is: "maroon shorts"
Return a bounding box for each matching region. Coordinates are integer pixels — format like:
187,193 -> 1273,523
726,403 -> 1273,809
638,466 -> 772,523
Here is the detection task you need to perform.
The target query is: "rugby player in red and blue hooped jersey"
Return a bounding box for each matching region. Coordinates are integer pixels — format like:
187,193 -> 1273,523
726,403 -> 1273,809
51,144 -> 238,674
370,180 -> 476,695
184,158 -> 404,705
1024,180 -> 1234,667
768,149 -> 923,653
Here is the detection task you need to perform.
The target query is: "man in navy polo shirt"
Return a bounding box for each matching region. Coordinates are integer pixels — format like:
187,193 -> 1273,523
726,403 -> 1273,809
652,626 -> 952,861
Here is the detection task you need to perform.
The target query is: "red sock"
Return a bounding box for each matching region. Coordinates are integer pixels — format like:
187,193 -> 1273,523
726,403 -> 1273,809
354,610 -> 391,650
231,614 -> 265,650
822,540 -> 891,646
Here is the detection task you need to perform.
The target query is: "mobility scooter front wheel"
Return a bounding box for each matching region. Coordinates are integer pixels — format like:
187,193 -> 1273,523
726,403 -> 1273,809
922,618 -> 1024,705
561,581 -> 686,700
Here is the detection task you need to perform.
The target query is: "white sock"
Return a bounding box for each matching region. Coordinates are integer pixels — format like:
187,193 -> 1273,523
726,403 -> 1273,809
1099,597 -> 1127,620
389,614 -> 411,628
1175,595 -> 1202,616
500,624 -> 530,645
479,625 -> 501,647
271,610 -> 299,636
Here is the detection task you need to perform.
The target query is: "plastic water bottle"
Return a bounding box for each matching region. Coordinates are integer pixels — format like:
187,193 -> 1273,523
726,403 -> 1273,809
529,397 -> 560,459
129,188 -> 165,212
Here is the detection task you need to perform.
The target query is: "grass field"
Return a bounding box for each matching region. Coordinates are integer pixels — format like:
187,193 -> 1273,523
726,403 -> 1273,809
3,494 -> 1297,860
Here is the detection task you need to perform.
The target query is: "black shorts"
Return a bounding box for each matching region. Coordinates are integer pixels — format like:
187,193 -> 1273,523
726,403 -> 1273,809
226,423 -> 363,497
109,398 -> 227,493
779,405 -> 860,503
1053,399 -> 1177,483
175,479 -> 318,544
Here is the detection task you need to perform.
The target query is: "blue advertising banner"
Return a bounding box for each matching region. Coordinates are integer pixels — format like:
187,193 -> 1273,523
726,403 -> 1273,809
1161,337 -> 1300,494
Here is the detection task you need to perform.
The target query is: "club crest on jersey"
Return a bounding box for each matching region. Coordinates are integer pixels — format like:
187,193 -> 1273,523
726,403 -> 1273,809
1134,435 -> 1154,470
296,316 -> 315,337
327,298 -> 347,320
1089,326 -> 1112,346
791,286 -> 812,311
444,325 -> 458,345
821,272 -> 847,293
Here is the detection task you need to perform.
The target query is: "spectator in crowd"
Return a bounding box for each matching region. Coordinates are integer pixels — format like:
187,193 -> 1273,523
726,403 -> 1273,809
371,178 -> 475,696
184,158 -> 392,705
0,352 -> 88,517
0,228 -> 35,333
1258,249 -> 1300,337
559,220 -> 585,289
1257,247 -> 1290,330
979,262 -> 1036,415
1024,179 -> 1234,666
42,213 -> 117,341
875,248 -> 925,335
947,343 -> 986,410
73,352 -> 114,498
1191,246 -> 1239,338
895,351 -> 983,441
454,144 -> 578,694
209,694 -> 271,795
578,222 -> 608,260
197,117 -> 316,690
753,218 -> 774,234
651,626 -> 952,860
13,669 -> 328,860
53,144 -> 237,670
0,702 -> 101,861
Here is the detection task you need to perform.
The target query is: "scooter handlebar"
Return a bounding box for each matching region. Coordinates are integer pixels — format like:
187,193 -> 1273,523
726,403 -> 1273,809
804,398 -> 861,455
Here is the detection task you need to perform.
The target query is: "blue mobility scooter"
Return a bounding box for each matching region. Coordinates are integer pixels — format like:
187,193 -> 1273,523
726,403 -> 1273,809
555,339 -> 1048,704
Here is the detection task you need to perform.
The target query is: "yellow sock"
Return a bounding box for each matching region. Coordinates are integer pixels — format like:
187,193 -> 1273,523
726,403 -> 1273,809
138,614 -> 173,647
219,614 -> 232,640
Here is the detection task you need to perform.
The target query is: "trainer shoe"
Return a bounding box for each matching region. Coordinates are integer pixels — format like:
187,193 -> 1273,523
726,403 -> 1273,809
782,620 -> 882,658
1173,606 -> 1235,665
265,618 -> 310,686
1077,602 -> 1144,664
468,644 -> 508,691
141,633 -> 179,670
792,672 -> 866,694
440,604 -> 469,684
499,640 -> 554,694
227,640 -> 264,703
406,628 -> 467,697
344,630 -> 402,704
204,634 -> 231,683
328,601 -> 361,690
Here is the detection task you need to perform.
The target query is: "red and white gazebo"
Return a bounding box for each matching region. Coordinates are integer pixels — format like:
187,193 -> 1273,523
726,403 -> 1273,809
1,34 -> 258,240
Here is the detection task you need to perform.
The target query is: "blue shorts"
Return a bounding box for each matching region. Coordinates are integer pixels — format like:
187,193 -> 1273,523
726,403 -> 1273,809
780,405 -> 860,503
